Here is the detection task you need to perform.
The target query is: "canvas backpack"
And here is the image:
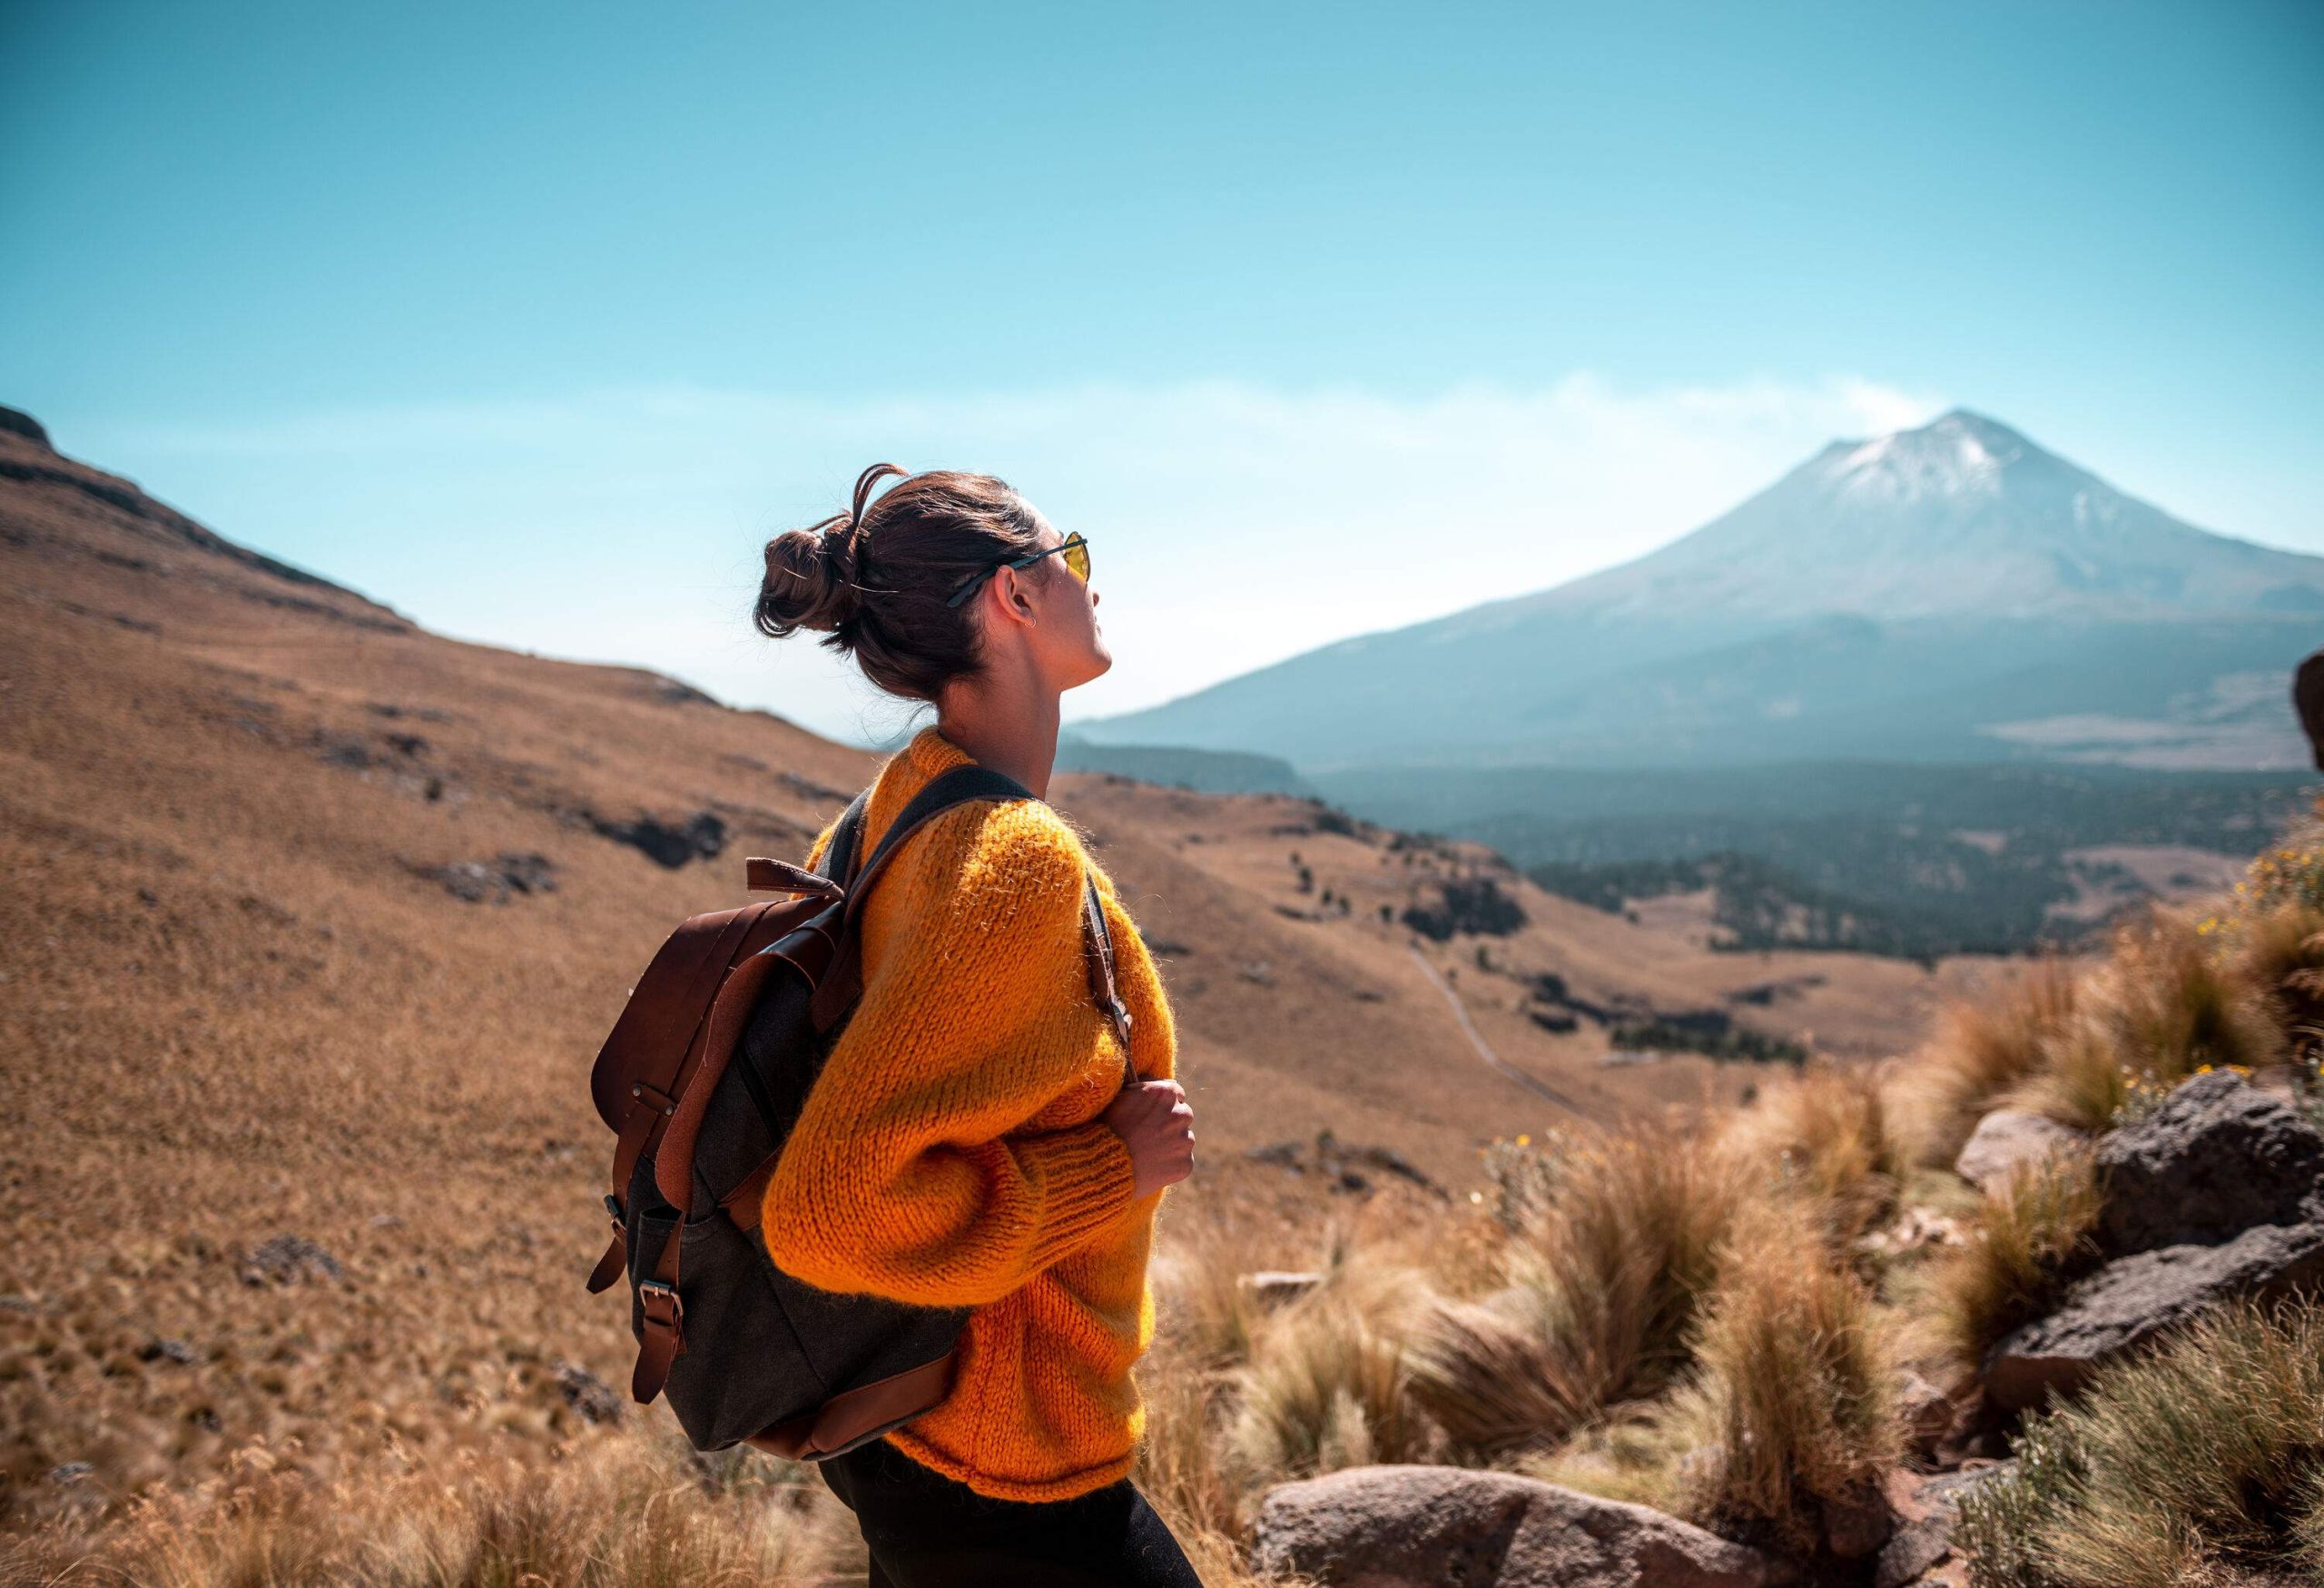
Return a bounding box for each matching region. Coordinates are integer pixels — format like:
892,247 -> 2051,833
583,762 -> 1137,1458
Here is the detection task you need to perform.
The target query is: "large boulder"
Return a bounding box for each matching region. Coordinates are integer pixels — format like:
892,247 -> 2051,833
1954,1110 -> 2084,1194
2095,1070 -> 2324,1254
1250,1465 -> 1786,1588
1984,1221 -> 2324,1410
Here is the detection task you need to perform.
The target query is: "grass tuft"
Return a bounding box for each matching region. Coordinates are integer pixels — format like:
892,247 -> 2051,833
1955,1298 -> 2324,1588
1408,1121 -> 1746,1457
1927,1143 -> 2103,1369
1674,1204 -> 1900,1555
1893,952 -> 2082,1169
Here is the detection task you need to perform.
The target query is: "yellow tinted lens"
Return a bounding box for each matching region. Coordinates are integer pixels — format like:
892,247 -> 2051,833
1064,537 -> 1090,582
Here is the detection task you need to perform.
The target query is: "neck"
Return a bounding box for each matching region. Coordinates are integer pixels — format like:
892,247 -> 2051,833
934,683 -> 1061,800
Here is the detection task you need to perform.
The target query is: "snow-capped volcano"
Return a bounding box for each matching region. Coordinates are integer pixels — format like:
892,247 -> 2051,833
1073,409 -> 2324,773
1500,408 -> 2324,626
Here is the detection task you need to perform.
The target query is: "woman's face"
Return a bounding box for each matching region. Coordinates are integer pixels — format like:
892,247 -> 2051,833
996,507 -> 1111,691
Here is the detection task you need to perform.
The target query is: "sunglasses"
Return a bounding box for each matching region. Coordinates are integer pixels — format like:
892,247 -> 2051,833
943,532 -> 1092,608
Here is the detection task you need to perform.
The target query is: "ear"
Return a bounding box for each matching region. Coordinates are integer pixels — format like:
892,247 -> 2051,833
987,563 -> 1040,628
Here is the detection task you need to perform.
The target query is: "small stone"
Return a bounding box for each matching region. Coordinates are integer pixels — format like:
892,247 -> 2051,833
1954,1110 -> 2084,1194
1237,1271 -> 1324,1307
138,1337 -> 197,1366
241,1235 -> 345,1286
554,1360 -> 622,1425
47,1463 -> 94,1485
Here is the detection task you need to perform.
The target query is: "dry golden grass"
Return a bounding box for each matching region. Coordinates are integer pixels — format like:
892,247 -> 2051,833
0,1430 -> 852,1588
1407,1119 -> 1747,1458
1229,1247 -> 1441,1482
1718,1062 -> 1901,1249
1955,1298 -> 2324,1588
1671,1203 -> 1900,1556
1925,1144 -> 2103,1370
2072,904 -> 2282,1088
1891,951 -> 2083,1169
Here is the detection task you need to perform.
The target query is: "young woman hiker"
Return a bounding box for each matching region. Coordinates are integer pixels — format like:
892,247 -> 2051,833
751,464 -> 1205,1588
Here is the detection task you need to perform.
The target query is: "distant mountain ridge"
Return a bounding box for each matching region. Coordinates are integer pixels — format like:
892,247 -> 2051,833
1070,409 -> 2321,774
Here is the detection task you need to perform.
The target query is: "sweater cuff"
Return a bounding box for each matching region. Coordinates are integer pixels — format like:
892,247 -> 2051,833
1016,1120 -> 1141,1271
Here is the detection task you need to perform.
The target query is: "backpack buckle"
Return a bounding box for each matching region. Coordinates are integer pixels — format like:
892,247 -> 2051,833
639,1279 -> 684,1341
603,1192 -> 625,1236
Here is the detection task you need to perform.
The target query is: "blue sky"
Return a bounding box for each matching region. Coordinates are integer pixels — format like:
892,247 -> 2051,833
5,1 -> 2319,747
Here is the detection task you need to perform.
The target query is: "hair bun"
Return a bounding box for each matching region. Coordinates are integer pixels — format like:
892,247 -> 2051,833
755,517 -> 864,638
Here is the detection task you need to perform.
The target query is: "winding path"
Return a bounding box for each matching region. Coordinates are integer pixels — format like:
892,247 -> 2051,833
1406,943 -> 1585,1114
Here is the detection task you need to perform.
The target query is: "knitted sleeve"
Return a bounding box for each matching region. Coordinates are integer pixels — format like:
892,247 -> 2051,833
760,800 -> 1141,1307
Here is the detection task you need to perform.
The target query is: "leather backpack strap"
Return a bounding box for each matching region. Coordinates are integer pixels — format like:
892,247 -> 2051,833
1083,874 -> 1137,1089
806,765 -> 1038,1029
820,785 -> 872,886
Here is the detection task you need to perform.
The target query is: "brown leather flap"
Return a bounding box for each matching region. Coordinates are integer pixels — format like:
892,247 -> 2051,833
743,1347 -> 958,1460
747,856 -> 845,899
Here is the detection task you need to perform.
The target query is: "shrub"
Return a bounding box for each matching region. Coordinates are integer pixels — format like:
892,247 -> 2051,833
1927,1144 -> 2102,1369
0,1430 -> 842,1588
1408,1122 -> 1747,1456
1401,875 -> 1528,941
1892,952 -> 2081,1168
2218,896 -> 2324,1073
1229,1257 -> 1437,1482
1721,1065 -> 1901,1249
2086,903 -> 2283,1084
1955,1298 -> 2324,1588
1674,1206 -> 1900,1555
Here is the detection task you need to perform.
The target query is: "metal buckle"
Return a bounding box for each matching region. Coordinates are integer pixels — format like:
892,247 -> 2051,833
604,1192 -> 625,1237
638,1279 -> 684,1338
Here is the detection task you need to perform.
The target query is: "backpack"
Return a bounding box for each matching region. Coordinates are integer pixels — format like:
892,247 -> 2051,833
583,763 -> 1139,1459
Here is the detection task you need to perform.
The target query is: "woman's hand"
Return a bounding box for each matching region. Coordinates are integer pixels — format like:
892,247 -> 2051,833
1100,1079 -> 1195,1198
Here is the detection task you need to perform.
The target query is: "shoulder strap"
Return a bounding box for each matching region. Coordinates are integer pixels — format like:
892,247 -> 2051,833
804,765 -> 1039,1029
1084,874 -> 1137,1086
817,785 -> 872,887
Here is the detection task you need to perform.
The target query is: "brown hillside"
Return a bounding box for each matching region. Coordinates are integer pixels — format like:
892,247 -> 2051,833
0,413 -> 2004,1519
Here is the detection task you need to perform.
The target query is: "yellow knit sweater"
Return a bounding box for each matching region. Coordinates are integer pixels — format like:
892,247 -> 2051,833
758,724 -> 1178,1502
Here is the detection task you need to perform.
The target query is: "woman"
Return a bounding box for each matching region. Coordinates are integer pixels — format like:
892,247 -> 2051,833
751,464 -> 1204,1587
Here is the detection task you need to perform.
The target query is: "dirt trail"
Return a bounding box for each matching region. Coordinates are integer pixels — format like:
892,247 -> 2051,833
1406,943 -> 1585,1114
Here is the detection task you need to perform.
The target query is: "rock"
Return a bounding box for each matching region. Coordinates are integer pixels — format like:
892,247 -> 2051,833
1249,1465 -> 1787,1588
589,810 -> 726,869
1893,1372 -> 1955,1457
241,1235 -> 345,1286
0,407 -> 53,449
2095,1070 -> 2324,1254
138,1337 -> 197,1366
1245,1140 -> 1305,1170
1238,1271 -> 1324,1307
1984,1221 -> 2324,1409
2299,647 -> 2324,774
46,1462 -> 94,1485
439,860 -> 503,903
438,853 -> 559,904
1822,1482 -> 1893,1559
1954,1110 -> 2084,1194
1874,1465 -> 2012,1588
555,1361 -> 622,1425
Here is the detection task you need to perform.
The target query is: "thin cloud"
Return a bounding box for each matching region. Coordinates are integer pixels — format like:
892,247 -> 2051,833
102,374 -> 1946,747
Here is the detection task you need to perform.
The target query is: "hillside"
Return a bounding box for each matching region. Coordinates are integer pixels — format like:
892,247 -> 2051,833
1071,409 -> 2323,773
0,409 -> 2004,1521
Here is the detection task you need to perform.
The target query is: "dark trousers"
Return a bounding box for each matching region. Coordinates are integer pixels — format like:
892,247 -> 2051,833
817,1436 -> 1205,1587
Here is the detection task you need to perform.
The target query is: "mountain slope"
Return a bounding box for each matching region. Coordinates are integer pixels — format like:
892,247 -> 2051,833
1072,410 -> 2322,773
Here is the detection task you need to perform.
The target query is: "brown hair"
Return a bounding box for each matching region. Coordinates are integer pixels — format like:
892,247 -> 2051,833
755,463 -> 1049,700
